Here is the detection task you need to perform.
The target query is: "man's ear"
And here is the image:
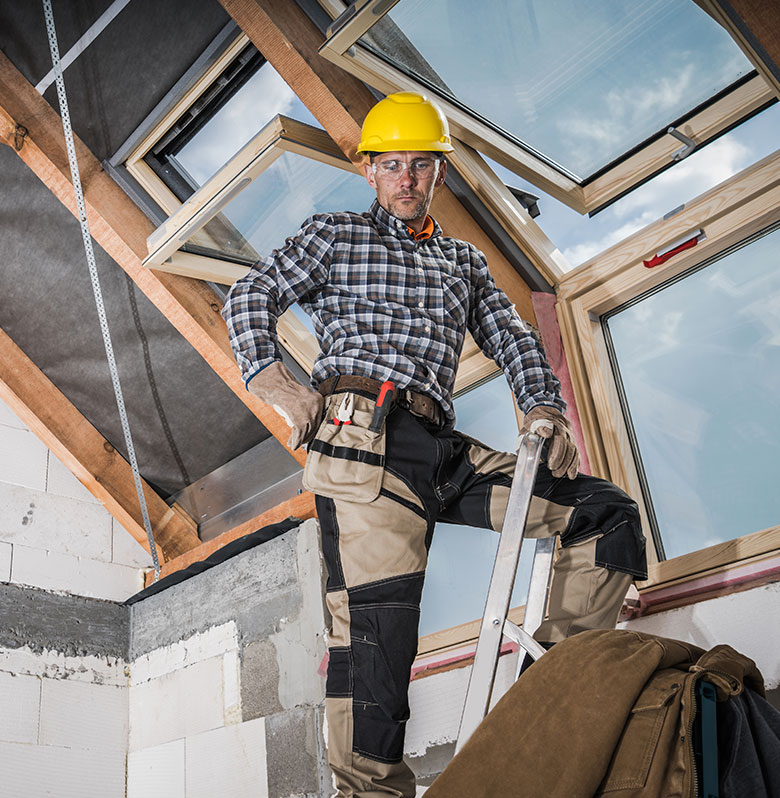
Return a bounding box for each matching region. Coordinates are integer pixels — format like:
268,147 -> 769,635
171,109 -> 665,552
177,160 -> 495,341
435,159 -> 447,187
362,161 -> 377,189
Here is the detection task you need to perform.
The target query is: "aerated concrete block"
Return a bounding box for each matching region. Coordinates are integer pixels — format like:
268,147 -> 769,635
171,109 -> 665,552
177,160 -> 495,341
0,540 -> 11,582
127,738 -> 185,798
129,655 -> 224,751
185,717 -> 268,798
39,678 -> 128,752
0,424 -> 48,492
112,520 -> 153,568
46,450 -> 99,503
0,671 -> 41,744
0,398 -> 27,430
11,544 -> 143,601
0,741 -> 125,797
0,481 -> 112,560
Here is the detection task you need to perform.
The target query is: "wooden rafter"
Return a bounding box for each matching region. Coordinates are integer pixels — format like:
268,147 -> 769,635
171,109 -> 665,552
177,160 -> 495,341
0,51 -> 306,469
217,0 -> 538,323
0,327 -> 199,560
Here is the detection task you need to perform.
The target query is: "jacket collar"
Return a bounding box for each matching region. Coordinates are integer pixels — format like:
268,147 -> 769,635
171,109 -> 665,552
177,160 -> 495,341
368,199 -> 442,240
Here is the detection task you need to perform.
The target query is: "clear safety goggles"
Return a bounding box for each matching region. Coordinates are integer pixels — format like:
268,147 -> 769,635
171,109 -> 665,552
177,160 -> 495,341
371,157 -> 441,181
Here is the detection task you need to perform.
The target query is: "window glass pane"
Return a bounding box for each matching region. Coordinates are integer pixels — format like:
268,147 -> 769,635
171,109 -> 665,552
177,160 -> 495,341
184,150 -> 376,262
175,63 -> 320,186
419,376 -> 536,636
360,0 -> 752,179
605,226 -> 780,559
484,101 -> 780,270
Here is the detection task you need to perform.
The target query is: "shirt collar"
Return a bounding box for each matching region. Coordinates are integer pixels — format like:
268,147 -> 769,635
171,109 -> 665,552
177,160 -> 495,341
368,199 -> 442,241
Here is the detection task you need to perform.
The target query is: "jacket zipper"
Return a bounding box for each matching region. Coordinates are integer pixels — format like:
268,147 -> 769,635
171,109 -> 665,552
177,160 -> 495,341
686,667 -> 739,797
685,673 -> 701,798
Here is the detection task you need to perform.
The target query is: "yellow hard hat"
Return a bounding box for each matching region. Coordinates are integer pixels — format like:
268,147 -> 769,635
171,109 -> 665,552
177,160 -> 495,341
357,91 -> 454,154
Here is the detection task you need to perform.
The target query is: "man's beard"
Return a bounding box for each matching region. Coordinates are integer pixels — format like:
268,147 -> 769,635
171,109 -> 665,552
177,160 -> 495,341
387,192 -> 428,221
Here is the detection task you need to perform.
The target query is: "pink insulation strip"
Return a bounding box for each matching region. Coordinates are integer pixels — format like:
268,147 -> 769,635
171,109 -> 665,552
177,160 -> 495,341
531,291 -> 591,475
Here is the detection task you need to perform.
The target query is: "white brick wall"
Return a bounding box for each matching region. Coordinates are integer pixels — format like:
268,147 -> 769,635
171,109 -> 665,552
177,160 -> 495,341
0,395 -> 148,601
127,719 -> 269,798
0,423 -> 48,491
0,741 -> 126,798
0,645 -> 128,798
11,543 -> 143,601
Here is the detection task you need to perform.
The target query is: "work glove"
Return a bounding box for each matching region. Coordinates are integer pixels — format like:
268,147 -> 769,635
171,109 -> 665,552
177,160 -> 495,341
521,405 -> 580,480
247,361 -> 324,451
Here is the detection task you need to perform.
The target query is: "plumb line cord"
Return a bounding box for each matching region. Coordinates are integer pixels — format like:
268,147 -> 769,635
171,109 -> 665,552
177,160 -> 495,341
42,0 -> 161,580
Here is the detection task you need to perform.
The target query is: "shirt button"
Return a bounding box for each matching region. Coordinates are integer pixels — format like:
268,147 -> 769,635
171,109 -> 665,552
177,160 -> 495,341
425,326 -> 431,333
418,301 -> 424,307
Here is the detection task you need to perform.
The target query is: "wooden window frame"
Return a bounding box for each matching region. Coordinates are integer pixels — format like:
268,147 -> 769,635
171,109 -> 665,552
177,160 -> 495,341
316,0 -> 776,215
555,147 -> 780,592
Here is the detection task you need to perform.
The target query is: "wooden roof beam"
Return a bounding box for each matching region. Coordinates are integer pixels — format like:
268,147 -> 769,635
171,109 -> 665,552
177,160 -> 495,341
0,51 -> 306,468
0,326 -> 199,560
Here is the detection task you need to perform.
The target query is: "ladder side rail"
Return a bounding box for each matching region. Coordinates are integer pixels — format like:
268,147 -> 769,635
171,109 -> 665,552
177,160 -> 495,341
455,433 -> 544,753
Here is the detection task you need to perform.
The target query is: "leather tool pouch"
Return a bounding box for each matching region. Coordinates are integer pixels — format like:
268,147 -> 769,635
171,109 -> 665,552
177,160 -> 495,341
302,393 -> 385,503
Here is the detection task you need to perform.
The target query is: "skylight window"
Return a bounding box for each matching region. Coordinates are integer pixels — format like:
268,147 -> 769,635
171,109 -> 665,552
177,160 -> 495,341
603,223 -> 780,559
320,0 -> 773,213
361,0 -> 751,180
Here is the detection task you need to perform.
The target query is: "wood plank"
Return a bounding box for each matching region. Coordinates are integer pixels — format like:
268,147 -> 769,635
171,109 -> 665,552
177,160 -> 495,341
0,51 -> 306,469
144,490 -> 317,585
0,327 -> 199,560
217,0 -> 537,322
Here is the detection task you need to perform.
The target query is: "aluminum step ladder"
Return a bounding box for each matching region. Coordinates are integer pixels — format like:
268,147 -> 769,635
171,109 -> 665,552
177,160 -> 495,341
455,432 -> 555,752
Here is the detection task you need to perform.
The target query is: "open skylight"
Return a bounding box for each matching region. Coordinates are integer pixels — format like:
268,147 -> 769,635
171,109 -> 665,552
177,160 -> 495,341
360,0 -> 752,180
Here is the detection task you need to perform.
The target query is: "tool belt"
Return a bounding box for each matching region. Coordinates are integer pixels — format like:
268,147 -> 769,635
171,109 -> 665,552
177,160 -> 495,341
317,374 -> 443,426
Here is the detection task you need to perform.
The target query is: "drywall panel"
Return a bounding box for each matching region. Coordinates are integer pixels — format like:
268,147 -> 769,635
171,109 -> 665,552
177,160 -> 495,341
622,581 -> 780,690
0,540 -> 11,582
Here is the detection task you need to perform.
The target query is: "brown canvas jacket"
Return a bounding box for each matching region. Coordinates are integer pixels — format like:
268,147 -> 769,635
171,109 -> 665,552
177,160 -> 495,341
425,629 -> 764,798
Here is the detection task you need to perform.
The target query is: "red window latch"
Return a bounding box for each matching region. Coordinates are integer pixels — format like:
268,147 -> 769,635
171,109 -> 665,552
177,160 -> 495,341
643,229 -> 705,268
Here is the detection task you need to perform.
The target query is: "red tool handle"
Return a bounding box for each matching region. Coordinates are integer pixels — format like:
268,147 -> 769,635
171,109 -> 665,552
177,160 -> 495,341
369,380 -> 396,432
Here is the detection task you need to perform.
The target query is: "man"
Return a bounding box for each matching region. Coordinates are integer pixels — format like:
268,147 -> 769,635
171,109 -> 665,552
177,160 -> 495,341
223,91 -> 646,798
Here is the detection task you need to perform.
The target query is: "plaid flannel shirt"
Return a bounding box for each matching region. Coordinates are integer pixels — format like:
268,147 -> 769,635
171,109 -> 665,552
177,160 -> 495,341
222,199 -> 564,422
